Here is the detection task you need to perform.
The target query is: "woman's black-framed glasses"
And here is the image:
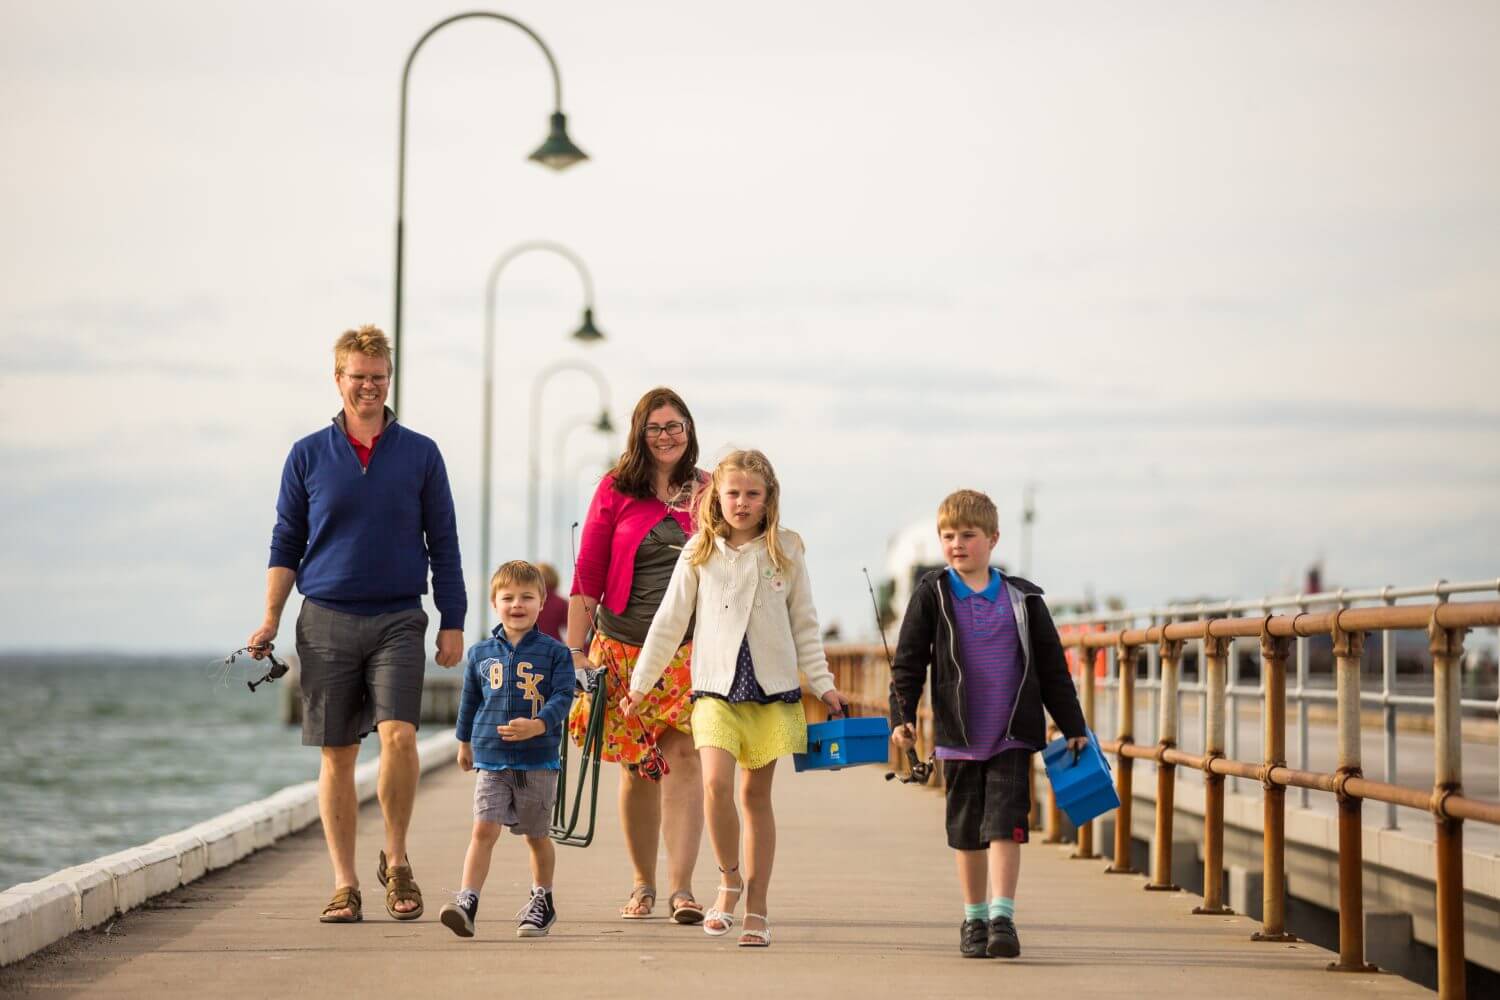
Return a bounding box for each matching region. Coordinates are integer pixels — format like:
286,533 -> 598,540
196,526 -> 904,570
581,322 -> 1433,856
643,420 -> 687,440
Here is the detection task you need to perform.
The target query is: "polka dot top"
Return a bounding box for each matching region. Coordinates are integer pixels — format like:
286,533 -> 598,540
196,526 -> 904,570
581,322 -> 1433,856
693,635 -> 801,705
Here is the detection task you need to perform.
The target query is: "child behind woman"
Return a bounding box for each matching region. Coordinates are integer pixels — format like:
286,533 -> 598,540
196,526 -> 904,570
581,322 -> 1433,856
623,449 -> 848,948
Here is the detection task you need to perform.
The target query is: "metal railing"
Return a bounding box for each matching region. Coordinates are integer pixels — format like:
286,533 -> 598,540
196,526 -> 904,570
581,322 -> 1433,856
1054,579 -> 1500,827
1058,594 -> 1500,1000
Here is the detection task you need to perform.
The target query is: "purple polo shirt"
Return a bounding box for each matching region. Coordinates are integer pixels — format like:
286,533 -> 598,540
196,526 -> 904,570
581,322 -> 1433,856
935,568 -> 1031,760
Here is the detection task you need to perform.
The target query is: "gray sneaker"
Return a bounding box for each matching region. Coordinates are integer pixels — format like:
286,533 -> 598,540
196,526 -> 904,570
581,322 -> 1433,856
516,887 -> 556,938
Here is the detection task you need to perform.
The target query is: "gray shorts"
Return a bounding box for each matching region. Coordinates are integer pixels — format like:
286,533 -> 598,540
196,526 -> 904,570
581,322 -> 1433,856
295,601 -> 428,747
473,768 -> 559,838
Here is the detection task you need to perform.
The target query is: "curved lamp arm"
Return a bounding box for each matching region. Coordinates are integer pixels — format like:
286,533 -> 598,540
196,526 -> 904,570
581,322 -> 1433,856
486,240 -> 595,319
393,11 -> 577,416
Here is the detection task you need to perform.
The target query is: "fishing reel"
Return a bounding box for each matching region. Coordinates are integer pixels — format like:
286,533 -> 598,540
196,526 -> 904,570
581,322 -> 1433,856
220,644 -> 289,693
885,748 -> 936,786
623,694 -> 670,783
632,744 -> 670,782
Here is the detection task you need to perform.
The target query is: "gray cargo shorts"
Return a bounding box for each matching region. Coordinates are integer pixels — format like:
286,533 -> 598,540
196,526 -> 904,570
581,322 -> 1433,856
295,601 -> 428,747
473,768 -> 559,838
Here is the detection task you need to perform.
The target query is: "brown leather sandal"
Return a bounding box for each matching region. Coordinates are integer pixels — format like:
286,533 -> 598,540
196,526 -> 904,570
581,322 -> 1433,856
319,886 -> 362,923
376,850 -> 424,921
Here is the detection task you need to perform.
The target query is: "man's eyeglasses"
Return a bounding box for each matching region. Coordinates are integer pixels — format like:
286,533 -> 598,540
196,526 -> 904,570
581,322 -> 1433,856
643,421 -> 687,440
340,371 -> 390,387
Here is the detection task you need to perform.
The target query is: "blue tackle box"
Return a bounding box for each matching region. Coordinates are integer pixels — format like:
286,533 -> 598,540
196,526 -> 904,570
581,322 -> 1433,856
1041,728 -> 1120,827
793,715 -> 892,772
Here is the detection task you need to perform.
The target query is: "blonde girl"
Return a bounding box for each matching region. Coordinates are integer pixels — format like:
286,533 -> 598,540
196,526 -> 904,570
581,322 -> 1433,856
622,449 -> 849,948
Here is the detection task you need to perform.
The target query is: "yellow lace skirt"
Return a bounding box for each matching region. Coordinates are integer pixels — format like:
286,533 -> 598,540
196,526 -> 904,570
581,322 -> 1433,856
567,633 -> 693,765
690,697 -> 808,771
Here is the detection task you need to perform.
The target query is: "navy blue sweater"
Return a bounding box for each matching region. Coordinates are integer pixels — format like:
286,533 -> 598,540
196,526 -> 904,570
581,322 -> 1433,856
456,626 -> 574,770
268,414 -> 466,631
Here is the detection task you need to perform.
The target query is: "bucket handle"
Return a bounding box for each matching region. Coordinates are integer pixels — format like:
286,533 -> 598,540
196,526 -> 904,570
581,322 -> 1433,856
807,704 -> 854,753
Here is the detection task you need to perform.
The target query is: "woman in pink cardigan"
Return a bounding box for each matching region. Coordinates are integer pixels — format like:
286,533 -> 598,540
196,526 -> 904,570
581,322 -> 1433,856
566,386 -> 707,922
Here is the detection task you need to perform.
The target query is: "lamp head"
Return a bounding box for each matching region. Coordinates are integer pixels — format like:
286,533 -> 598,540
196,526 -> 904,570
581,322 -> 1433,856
571,307 -> 604,344
529,112 -> 589,171
594,410 -> 614,434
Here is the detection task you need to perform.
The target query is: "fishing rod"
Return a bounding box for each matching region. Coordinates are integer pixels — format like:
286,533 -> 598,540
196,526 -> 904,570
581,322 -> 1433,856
863,568 -> 934,786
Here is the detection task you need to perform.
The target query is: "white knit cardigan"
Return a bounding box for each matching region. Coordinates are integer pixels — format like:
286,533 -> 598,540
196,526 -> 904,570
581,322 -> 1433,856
629,529 -> 836,700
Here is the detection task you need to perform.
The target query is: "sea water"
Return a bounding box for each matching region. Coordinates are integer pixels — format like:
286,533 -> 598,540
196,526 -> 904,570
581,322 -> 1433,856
0,653 -> 379,891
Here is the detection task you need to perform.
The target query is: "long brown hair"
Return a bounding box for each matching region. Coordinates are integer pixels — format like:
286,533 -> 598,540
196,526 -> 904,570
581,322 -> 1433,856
608,387 -> 701,500
689,449 -> 790,571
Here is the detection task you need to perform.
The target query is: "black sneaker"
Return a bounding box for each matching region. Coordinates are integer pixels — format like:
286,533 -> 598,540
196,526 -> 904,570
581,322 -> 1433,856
516,887 -> 556,938
440,892 -> 478,938
960,918 -> 990,958
987,915 -> 1021,958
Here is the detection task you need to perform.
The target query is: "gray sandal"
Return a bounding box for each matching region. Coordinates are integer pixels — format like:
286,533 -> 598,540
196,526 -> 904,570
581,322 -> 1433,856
620,883 -> 656,919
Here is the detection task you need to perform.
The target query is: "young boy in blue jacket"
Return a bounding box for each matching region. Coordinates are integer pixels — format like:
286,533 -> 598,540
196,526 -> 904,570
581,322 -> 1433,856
889,490 -> 1089,960
440,560 -> 573,939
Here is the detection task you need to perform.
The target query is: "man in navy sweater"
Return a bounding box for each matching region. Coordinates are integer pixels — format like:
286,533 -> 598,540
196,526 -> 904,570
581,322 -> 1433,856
247,324 -> 466,924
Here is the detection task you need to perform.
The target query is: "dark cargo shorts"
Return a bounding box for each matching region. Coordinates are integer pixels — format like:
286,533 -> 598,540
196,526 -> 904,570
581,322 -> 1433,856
295,601 -> 428,747
943,748 -> 1034,850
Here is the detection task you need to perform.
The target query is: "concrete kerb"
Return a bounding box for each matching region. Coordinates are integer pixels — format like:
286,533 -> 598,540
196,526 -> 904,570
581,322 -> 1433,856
33,862 -> 116,930
94,844 -> 180,912
149,831 -> 209,886
261,781 -> 319,836
0,730 -> 457,967
0,881 -> 76,966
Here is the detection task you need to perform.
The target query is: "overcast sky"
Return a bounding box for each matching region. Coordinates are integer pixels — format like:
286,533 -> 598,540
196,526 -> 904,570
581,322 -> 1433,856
3,0 -> 1497,653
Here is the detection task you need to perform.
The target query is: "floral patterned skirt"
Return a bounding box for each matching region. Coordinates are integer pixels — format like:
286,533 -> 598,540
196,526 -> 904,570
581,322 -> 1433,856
567,632 -> 694,765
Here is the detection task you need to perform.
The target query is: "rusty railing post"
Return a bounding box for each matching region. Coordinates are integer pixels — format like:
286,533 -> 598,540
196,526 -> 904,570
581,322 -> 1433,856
1327,615 -> 1374,971
1252,620 -> 1296,941
1146,636 -> 1183,891
1193,624 -> 1233,914
1430,614 -> 1468,999
1072,644 -> 1098,859
1042,722 -> 1064,842
1107,641 -> 1141,873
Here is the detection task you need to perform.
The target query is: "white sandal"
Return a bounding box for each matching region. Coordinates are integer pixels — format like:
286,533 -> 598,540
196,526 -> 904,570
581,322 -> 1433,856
737,913 -> 771,948
703,865 -> 743,937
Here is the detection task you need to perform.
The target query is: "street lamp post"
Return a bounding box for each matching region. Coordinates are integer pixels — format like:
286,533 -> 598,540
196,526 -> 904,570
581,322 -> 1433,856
561,447 -> 615,572
528,359 -> 610,560
551,413 -> 613,566
477,241 -> 605,636
392,11 -> 588,417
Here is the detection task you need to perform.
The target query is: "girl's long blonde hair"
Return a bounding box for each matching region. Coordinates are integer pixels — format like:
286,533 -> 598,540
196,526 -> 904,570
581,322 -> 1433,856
689,449 -> 789,571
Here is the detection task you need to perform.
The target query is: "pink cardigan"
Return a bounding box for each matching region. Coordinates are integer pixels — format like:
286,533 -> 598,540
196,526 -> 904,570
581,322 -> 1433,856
570,473 -> 700,615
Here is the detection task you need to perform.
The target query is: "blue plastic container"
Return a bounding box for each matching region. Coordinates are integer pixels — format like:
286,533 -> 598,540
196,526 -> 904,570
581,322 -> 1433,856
1041,728 -> 1120,826
793,715 -> 892,772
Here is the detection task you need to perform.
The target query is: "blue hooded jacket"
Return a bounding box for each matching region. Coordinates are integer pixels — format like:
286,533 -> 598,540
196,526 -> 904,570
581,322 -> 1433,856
456,626 -> 574,770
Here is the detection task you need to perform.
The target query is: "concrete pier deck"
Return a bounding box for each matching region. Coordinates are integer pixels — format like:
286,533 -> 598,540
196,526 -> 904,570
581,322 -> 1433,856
0,755 -> 1430,999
